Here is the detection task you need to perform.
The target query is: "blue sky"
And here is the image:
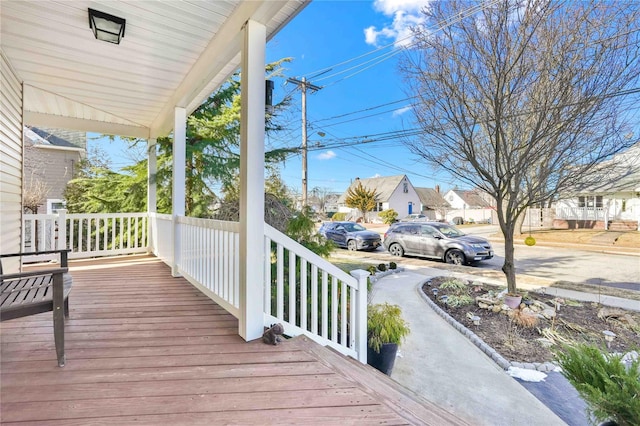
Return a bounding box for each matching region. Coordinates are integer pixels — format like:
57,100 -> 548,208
92,0 -> 456,195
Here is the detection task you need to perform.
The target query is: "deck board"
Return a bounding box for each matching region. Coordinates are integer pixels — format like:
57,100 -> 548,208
1,255 -> 468,425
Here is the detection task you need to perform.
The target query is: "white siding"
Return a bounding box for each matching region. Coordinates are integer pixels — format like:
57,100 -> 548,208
1,50 -> 23,259
387,177 -> 420,216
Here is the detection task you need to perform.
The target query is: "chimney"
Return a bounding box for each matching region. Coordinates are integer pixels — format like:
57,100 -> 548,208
435,184 -> 440,194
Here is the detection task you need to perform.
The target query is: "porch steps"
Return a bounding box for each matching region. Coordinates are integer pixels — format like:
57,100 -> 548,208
608,220 -> 638,231
290,336 -> 470,426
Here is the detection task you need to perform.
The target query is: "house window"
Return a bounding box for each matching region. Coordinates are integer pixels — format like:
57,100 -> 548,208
578,196 -> 585,208
403,182 -> 408,193
622,200 -> 627,212
595,196 -> 603,208
377,202 -> 384,212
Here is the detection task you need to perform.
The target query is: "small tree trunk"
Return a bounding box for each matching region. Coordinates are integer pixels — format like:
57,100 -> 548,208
502,231 -> 517,294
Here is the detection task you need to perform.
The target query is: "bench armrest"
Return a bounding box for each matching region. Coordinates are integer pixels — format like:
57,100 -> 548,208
1,267 -> 69,281
0,250 -> 70,274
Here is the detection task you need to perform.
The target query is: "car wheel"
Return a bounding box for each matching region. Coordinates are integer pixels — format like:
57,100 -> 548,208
388,243 -> 404,257
347,240 -> 358,251
445,249 -> 466,265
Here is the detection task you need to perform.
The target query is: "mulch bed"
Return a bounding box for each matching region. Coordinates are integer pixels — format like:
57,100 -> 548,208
422,276 -> 640,364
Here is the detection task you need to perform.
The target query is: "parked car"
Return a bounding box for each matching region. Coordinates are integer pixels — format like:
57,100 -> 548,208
383,222 -> 493,265
400,214 -> 428,222
319,221 -> 382,251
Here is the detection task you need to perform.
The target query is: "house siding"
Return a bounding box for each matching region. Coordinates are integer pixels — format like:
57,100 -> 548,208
0,50 -> 23,258
24,145 -> 81,202
387,178 -> 420,216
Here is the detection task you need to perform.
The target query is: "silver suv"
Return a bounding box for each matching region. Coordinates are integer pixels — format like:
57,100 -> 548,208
383,222 -> 493,265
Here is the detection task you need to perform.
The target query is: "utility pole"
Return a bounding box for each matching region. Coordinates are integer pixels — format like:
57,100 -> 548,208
287,77 -> 321,207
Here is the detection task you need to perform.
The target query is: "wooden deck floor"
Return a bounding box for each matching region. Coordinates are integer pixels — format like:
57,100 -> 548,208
1,255 -> 468,425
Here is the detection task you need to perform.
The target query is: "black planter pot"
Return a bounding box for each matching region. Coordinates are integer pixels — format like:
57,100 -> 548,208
367,343 -> 398,376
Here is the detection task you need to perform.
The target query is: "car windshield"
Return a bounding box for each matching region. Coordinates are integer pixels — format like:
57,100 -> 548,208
435,224 -> 465,237
343,223 -> 366,232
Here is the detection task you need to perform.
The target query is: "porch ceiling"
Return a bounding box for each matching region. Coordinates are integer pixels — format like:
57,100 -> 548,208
1,0 -> 307,139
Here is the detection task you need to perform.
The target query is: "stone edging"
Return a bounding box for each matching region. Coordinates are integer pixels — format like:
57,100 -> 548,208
416,280 -> 558,372
369,267 -> 405,283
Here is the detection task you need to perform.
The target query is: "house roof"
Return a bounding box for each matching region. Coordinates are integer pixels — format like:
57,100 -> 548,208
415,187 -> 450,209
24,126 -> 83,149
573,142 -> 640,194
337,175 -> 408,204
1,1 -> 308,139
450,189 -> 492,208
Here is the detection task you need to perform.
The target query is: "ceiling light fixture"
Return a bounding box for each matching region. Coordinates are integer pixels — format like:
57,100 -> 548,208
88,8 -> 126,44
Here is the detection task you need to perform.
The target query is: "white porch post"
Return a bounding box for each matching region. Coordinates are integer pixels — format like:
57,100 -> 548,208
239,19 -> 266,341
147,138 -> 157,254
172,108 -> 186,277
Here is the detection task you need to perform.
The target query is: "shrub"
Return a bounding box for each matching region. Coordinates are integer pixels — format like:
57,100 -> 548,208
445,294 -> 474,308
377,263 -> 387,272
389,261 -> 397,270
367,265 -> 377,275
378,209 -> 398,224
439,278 -> 468,293
332,212 -> 346,221
555,343 -> 640,426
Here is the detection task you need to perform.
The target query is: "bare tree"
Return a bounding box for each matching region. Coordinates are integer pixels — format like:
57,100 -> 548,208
23,171 -> 50,214
310,186 -> 334,213
401,0 -> 640,294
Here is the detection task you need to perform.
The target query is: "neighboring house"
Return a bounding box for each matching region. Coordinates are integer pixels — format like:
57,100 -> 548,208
442,188 -> 495,224
554,143 -> 640,230
23,126 -> 86,213
414,185 -> 450,220
337,175 -> 421,222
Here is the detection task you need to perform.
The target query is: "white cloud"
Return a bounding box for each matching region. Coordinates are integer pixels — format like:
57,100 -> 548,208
392,106 -> 412,117
317,150 -> 336,160
365,0 -> 431,48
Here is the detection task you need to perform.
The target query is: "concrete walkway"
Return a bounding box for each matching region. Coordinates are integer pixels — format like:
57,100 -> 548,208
370,269 -> 568,426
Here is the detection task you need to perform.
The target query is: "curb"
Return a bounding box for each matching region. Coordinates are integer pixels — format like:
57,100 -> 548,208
416,279 -> 558,373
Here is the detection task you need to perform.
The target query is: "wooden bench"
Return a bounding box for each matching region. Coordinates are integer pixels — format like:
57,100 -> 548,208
0,250 -> 72,367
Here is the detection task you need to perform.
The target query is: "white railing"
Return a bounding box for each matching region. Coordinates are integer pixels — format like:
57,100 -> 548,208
264,224 -> 368,361
22,213 -> 59,253
65,212 -> 148,259
175,217 -> 240,318
22,210 -> 149,259
555,206 -> 605,221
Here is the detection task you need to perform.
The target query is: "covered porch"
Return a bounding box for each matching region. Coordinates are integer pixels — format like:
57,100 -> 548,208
1,255 -> 466,425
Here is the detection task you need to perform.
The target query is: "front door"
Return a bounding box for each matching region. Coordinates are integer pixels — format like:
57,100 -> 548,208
408,202 -> 413,214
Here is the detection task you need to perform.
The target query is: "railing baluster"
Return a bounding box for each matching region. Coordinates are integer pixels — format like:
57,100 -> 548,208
321,271 -> 328,339
341,281 -> 347,346
276,244 -> 284,320
288,249 -> 296,324
331,276 -> 338,343
300,259 -> 307,332
311,264 -> 318,334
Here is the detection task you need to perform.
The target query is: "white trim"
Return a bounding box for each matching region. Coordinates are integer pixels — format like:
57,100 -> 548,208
24,111 -> 150,139
33,144 -> 85,153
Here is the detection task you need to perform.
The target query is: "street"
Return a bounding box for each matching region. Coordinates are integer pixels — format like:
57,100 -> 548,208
356,225 -> 640,290
463,225 -> 640,290
477,240 -> 640,290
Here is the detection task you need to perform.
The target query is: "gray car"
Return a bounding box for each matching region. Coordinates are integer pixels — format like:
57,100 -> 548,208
383,222 -> 493,265
318,221 -> 382,251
